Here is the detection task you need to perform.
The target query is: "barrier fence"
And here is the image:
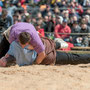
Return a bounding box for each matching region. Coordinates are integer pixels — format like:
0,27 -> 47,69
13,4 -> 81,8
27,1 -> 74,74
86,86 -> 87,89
45,32 -> 90,35
44,32 -> 90,53
2,7 -> 89,12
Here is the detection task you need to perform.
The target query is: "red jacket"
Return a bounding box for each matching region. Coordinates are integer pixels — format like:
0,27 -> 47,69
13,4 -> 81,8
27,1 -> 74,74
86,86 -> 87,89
38,29 -> 45,37
54,24 -> 71,39
76,5 -> 83,14
68,5 -> 83,15
20,0 -> 25,5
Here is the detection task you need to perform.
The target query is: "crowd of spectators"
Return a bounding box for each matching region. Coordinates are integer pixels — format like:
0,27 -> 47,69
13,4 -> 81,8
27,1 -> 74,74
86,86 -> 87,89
0,0 -> 90,48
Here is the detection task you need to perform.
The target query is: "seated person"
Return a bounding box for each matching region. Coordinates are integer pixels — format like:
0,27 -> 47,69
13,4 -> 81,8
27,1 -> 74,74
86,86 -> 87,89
54,19 -> 71,42
79,22 -> 90,47
70,21 -> 81,46
35,21 -> 45,37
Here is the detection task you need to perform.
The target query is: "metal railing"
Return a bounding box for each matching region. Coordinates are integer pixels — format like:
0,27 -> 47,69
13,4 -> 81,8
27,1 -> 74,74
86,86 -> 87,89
45,32 -> 90,36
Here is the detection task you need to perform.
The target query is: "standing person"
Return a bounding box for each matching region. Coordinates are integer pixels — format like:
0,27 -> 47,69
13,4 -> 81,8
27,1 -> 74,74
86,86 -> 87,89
0,22 -> 46,64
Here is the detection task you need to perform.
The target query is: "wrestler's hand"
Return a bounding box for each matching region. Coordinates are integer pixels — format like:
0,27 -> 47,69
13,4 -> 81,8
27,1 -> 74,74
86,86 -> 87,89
0,57 -> 7,67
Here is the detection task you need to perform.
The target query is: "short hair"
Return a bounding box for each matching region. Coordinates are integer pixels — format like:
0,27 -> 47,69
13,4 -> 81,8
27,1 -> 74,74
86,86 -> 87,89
19,32 -> 31,45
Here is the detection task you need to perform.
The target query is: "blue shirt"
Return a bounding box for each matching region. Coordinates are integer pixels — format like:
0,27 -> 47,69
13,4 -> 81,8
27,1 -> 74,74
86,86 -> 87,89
7,41 -> 37,66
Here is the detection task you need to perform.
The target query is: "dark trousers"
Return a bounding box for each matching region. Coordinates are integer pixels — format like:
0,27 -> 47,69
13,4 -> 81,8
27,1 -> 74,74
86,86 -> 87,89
0,36 -> 10,58
56,51 -> 90,65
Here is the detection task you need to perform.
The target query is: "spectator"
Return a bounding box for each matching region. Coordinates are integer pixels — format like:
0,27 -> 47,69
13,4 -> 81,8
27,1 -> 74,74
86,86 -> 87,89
80,22 -> 90,33
14,19 -> 20,24
70,8 -> 80,19
56,15 -> 63,25
68,15 -> 79,27
62,10 -> 69,21
75,2 -> 83,15
41,5 -> 52,17
35,21 -> 45,37
0,9 -> 13,30
72,15 -> 78,22
11,0 -> 19,7
47,11 -> 52,20
0,0 -> 3,7
56,0 -> 62,7
59,0 -> 67,7
43,15 -> 49,32
83,0 -> 90,7
84,15 -> 90,26
85,9 -> 90,15
78,0 -> 83,5
48,15 -> 56,32
43,14 -> 55,39
71,21 -> 81,33
54,18 -> 71,42
31,17 -> 37,25
53,6 -> 60,16
79,22 -> 90,47
70,21 -> 81,46
20,0 -> 26,5
37,11 -> 42,18
24,15 -> 31,23
7,3 -> 17,17
21,2 -> 28,10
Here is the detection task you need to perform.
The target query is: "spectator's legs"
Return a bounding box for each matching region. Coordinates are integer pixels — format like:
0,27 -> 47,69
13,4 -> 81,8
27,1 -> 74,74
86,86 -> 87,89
56,51 -> 90,65
54,38 -> 68,49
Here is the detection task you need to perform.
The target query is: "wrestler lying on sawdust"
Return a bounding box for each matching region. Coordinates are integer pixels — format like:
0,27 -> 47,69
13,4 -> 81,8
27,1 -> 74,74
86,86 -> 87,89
0,33 -> 90,67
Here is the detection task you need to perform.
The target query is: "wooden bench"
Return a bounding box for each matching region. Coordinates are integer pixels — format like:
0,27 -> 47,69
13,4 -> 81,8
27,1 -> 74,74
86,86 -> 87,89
71,47 -> 90,51
57,50 -> 90,54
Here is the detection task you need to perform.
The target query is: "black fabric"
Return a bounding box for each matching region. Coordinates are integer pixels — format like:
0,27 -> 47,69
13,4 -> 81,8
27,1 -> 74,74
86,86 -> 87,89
55,42 -> 61,50
0,36 -> 10,58
56,51 -> 90,65
47,20 -> 55,32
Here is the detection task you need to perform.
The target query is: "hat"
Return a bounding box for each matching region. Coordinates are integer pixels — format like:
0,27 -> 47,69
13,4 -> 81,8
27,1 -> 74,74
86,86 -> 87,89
63,19 -> 68,23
